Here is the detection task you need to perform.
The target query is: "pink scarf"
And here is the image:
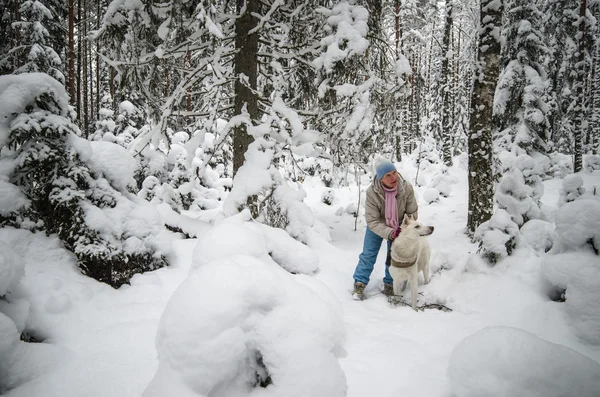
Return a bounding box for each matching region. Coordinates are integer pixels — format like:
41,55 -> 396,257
382,183 -> 398,229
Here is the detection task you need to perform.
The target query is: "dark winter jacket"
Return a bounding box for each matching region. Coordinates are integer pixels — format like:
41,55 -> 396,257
365,174 -> 418,240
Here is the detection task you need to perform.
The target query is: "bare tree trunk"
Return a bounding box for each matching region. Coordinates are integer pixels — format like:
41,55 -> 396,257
441,0 -> 454,166
592,41 -> 600,154
574,0 -> 587,172
467,0 -> 503,236
68,0 -> 75,101
76,0 -> 82,122
394,0 -> 402,161
96,0 -> 100,115
233,0 -> 259,171
425,19 -> 436,119
12,0 -> 22,70
82,0 -> 88,136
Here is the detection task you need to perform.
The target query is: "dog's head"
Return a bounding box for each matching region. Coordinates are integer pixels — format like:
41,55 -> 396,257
401,214 -> 434,237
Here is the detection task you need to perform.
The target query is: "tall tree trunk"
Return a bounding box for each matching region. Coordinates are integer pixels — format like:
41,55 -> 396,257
233,0 -> 259,172
592,40 -> 600,154
574,0 -> 587,172
82,0 -> 88,136
96,0 -> 100,116
76,0 -> 82,121
68,0 -> 75,101
441,0 -> 454,166
425,19 -> 436,119
12,0 -> 21,70
467,0 -> 503,236
394,0 -> 402,161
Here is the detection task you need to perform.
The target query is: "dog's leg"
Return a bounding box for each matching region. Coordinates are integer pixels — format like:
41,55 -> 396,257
400,280 -> 408,291
410,272 -> 418,311
423,258 -> 430,285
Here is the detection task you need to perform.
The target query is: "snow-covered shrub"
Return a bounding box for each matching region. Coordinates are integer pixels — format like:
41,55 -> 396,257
90,93 -> 116,142
0,73 -> 169,288
322,189 -> 335,205
519,219 -> 554,252
547,152 -> 573,178
558,174 -> 585,206
134,146 -> 169,190
430,173 -> 452,197
113,98 -> 145,148
542,200 -> 600,343
552,199 -> 600,254
448,326 -> 600,397
474,209 -> 519,264
584,154 -> 600,173
423,188 -> 440,204
144,214 -> 345,397
345,202 -> 358,216
495,168 -> 539,226
514,154 -> 547,201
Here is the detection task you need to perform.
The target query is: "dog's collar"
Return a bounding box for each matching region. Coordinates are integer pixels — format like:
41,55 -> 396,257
390,258 -> 415,268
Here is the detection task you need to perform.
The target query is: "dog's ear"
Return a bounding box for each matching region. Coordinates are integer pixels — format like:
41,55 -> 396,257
402,214 -> 410,226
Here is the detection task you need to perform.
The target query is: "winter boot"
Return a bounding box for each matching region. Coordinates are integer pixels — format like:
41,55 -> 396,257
383,283 -> 394,297
352,282 -> 366,300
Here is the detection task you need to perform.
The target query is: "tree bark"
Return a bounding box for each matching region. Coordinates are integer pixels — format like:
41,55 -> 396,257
82,0 -> 88,136
440,0 -> 454,166
467,0 -> 503,236
232,0 -> 259,176
574,0 -> 587,172
68,0 -> 75,101
76,0 -> 82,121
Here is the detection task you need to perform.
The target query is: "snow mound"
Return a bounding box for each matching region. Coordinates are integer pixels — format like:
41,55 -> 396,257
0,241 -> 23,296
423,188 -> 440,204
144,254 -> 346,397
520,219 -> 554,252
542,252 -> 600,345
554,199 -> 600,252
448,326 -> 600,397
192,211 -> 319,274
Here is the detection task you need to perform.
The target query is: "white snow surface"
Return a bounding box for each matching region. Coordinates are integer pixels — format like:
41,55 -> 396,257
1,158 -> 600,397
448,326 -> 600,397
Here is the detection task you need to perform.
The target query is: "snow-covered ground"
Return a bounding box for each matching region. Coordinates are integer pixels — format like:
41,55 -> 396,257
2,159 -> 600,397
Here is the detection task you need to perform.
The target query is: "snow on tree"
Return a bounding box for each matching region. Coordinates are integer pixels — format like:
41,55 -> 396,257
90,93 -> 116,142
10,0 -> 65,84
558,174 -> 587,206
494,0 -> 551,156
0,73 -> 169,288
474,208 -> 520,264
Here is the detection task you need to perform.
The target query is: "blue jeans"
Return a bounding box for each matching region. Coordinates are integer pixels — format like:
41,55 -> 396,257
353,226 -> 393,286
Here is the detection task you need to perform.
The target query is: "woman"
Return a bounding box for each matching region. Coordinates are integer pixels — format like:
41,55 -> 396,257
352,159 -> 418,300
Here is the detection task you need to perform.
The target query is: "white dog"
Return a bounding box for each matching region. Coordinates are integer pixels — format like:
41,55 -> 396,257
389,214 -> 434,310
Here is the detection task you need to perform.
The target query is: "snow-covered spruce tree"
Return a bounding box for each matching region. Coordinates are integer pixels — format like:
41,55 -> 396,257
542,0 -> 595,166
0,73 -> 168,288
494,0 -> 551,156
11,0 -> 65,84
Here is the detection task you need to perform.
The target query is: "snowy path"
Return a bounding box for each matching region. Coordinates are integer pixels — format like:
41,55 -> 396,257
5,167 -> 600,397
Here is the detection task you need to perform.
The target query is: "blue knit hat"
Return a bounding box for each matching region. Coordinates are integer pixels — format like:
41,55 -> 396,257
375,159 -> 396,180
